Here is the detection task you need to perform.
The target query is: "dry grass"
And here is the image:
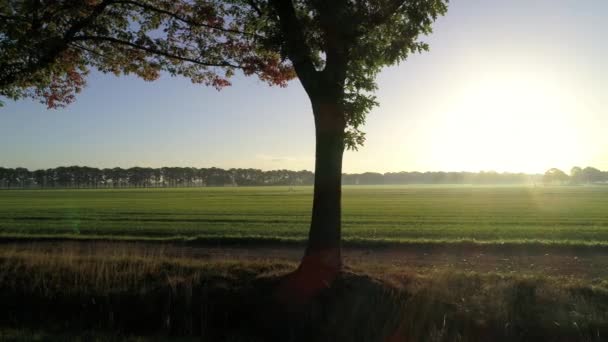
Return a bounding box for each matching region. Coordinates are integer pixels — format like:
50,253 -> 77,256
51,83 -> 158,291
1,244 -> 607,341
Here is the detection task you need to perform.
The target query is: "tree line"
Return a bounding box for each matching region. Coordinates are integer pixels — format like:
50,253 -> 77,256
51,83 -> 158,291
543,167 -> 608,185
1,166 -> 605,189
0,166 -> 313,189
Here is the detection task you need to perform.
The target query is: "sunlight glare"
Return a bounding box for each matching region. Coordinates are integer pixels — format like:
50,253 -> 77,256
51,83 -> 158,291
430,69 -> 584,173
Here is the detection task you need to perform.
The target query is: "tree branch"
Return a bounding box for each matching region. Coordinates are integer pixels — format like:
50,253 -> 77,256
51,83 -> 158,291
68,42 -> 110,60
370,0 -> 408,26
245,0 -> 264,17
73,35 -> 242,68
0,0 -> 115,88
268,0 -> 318,96
0,14 -> 27,22
312,1 -> 349,91
111,0 -> 264,39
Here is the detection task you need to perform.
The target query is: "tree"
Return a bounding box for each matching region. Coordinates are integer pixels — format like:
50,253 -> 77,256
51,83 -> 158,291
543,168 -> 569,185
582,167 -> 603,184
1,0 -> 448,294
570,166 -> 583,185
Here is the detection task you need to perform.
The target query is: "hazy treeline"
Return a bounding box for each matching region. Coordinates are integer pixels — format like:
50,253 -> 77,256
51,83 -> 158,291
344,171 -> 541,185
0,166 -> 605,189
542,167 -> 608,185
0,167 -> 314,189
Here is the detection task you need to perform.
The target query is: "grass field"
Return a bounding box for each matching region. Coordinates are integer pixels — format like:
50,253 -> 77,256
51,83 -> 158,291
1,244 -> 607,341
1,185 -> 608,245
3,185 -> 608,341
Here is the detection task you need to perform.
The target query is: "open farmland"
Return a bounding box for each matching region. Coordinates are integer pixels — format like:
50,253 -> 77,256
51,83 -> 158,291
1,185 -> 608,245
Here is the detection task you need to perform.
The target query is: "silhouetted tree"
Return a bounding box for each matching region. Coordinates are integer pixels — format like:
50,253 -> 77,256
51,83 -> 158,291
543,168 -> 569,185
570,166 -> 583,185
1,0 -> 448,293
0,168 -> 9,188
582,167 -> 603,184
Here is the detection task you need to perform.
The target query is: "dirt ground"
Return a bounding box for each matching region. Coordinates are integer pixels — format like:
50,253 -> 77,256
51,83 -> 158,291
3,239 -> 608,280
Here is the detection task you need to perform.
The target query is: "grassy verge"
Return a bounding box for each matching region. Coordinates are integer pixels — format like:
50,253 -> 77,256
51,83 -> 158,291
1,246 -> 607,341
3,233 -> 608,254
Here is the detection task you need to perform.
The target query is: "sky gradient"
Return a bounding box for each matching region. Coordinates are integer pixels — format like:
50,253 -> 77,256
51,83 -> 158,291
1,0 -> 606,173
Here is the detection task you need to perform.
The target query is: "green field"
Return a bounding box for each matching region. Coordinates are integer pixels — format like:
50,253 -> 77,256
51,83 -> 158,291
1,185 -> 608,245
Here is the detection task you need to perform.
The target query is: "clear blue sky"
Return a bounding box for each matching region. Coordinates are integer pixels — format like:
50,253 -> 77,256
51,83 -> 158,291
1,0 -> 606,173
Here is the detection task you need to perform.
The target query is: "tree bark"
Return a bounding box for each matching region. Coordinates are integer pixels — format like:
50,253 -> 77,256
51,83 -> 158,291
304,100 -> 346,269
277,99 -> 346,305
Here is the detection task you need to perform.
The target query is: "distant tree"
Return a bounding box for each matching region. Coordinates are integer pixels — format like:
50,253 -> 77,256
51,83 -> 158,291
570,166 -> 583,185
582,167 -> 603,184
543,168 -> 569,185
13,167 -> 30,187
32,169 -> 46,188
358,172 -> 385,185
0,167 -> 14,188
206,167 -> 231,186
0,167 -> 7,188
111,167 -> 129,188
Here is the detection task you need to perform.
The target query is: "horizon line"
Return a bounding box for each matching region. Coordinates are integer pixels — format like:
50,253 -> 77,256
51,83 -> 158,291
3,165 -> 606,175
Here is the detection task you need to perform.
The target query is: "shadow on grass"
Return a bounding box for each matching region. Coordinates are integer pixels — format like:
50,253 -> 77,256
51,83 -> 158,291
1,252 -> 607,341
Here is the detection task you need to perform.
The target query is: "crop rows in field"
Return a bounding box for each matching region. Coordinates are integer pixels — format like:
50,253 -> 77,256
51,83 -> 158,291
1,186 -> 608,244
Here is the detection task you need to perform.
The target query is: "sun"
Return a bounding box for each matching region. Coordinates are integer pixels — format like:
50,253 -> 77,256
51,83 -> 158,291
430,69 -> 584,173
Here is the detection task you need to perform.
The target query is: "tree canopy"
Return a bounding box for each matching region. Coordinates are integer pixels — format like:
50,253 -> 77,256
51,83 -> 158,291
0,0 -> 295,107
543,168 -> 569,185
1,0 -> 447,148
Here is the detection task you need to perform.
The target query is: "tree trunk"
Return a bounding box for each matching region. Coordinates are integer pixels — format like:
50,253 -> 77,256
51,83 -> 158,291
278,99 -> 346,304
304,101 -> 346,269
